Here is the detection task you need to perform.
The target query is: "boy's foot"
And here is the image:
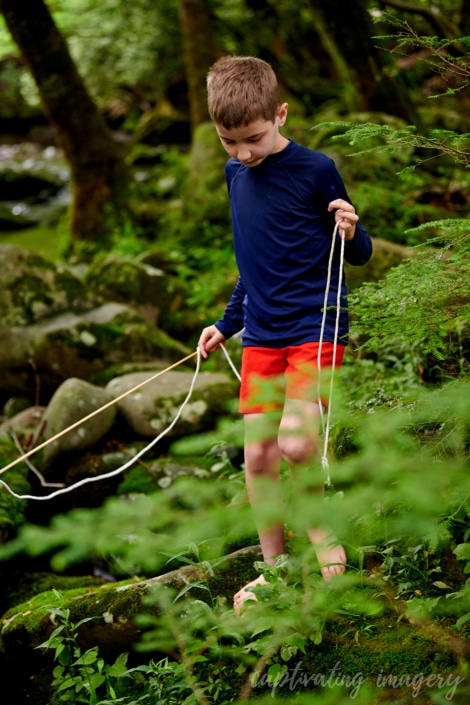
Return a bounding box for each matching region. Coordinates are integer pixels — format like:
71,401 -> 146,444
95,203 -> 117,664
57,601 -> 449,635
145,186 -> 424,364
308,529 -> 347,579
233,574 -> 267,615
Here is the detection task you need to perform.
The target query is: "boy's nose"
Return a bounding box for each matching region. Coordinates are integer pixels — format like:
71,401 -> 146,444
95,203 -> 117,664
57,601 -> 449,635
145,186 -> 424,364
237,145 -> 251,161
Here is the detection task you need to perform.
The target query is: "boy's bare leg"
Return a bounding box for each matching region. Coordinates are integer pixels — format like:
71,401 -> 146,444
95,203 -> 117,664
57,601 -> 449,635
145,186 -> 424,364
279,399 -> 346,579
234,412 -> 284,613
307,528 -> 347,579
234,402 -> 346,613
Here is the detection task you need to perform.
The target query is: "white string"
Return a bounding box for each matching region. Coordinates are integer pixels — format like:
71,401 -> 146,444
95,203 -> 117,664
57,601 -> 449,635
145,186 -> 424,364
0,349 -> 202,501
220,343 -> 242,383
11,432 -> 65,488
317,223 -> 345,487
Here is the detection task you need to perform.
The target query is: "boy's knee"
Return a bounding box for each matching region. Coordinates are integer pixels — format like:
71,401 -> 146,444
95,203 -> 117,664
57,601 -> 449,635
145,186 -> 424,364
245,440 -> 280,476
278,435 -> 317,466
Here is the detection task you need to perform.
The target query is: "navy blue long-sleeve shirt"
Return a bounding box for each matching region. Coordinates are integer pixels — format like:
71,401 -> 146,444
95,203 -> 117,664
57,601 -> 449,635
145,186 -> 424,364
215,140 -> 372,347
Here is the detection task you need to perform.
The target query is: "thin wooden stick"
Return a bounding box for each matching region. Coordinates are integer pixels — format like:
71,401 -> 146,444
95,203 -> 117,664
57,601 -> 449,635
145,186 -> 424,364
0,351 -> 198,477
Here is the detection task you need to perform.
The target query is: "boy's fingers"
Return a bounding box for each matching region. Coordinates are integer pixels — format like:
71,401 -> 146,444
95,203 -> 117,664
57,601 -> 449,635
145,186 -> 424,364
328,198 -> 355,213
198,327 -> 226,358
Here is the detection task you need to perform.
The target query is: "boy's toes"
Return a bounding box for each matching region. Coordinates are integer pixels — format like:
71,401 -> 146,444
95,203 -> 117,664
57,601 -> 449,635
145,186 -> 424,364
315,540 -> 347,580
233,574 -> 267,615
320,560 -> 346,580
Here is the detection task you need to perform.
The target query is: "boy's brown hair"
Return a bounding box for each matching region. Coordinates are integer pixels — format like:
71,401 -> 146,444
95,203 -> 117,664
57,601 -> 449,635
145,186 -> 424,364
207,56 -> 280,129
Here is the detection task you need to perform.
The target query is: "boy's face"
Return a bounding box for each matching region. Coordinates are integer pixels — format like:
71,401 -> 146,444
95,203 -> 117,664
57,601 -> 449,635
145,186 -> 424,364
215,103 -> 288,168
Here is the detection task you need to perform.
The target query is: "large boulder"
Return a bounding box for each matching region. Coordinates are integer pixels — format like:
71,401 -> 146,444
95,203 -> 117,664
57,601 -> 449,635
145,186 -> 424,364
37,378 -> 118,470
84,255 -> 187,327
0,244 -> 93,326
106,369 -> 238,438
0,303 -> 189,395
0,243 -> 190,396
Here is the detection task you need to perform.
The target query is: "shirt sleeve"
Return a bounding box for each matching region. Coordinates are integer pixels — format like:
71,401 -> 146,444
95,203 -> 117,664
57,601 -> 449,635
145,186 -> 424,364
214,277 -> 246,339
343,222 -> 373,266
313,155 -> 373,267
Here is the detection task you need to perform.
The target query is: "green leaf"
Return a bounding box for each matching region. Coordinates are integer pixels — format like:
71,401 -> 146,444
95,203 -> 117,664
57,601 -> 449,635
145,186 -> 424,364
267,663 -> 287,684
74,616 -> 96,629
455,612 -> 470,629
57,677 -> 78,692
454,543 -> 470,560
433,580 -> 452,590
173,579 -> 209,601
74,648 -> 99,666
89,673 -> 106,689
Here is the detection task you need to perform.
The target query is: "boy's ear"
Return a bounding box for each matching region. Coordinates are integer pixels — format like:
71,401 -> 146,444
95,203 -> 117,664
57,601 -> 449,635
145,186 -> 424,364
276,102 -> 288,127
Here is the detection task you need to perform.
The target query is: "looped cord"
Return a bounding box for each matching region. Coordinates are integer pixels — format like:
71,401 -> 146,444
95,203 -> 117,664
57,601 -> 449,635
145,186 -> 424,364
317,224 -> 345,487
0,350 -> 202,501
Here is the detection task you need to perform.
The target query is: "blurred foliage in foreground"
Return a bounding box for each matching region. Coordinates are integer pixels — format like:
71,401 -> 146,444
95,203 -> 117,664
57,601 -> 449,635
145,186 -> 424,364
1,378 -> 470,702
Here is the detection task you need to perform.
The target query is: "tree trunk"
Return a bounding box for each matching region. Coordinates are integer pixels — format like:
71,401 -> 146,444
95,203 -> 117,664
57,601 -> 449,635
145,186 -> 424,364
0,0 -> 131,253
308,0 -> 421,126
307,3 -> 363,112
461,0 -> 470,36
178,0 -> 216,133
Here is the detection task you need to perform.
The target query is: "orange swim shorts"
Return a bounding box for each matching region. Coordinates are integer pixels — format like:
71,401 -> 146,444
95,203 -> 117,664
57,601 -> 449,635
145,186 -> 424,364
239,342 -> 345,414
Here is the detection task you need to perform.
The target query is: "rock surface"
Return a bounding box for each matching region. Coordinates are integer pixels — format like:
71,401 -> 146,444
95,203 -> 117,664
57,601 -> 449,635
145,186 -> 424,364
0,245 -> 190,395
38,378 -> 118,469
106,369 -> 238,438
84,255 -> 186,326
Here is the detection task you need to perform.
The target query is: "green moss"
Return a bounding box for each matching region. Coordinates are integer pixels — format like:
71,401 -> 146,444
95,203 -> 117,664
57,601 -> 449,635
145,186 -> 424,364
0,439 -> 30,539
117,456 -> 216,495
1,576 -> 146,643
0,572 -> 104,614
0,228 -> 64,262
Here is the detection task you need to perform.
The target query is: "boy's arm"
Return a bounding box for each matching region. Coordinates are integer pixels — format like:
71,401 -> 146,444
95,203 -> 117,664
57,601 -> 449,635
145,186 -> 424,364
343,221 -> 373,266
314,158 -> 372,267
328,198 -> 372,266
198,277 -> 245,358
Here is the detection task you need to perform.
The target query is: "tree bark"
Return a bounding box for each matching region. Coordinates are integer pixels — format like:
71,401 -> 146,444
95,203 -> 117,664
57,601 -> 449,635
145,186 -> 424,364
178,0 -> 216,133
0,0 -> 131,252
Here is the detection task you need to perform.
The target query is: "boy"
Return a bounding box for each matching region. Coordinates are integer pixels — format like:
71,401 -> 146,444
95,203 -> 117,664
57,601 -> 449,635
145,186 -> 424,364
198,56 -> 372,613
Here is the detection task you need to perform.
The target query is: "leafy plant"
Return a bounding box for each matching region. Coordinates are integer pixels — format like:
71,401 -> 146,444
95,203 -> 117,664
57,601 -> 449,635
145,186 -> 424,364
36,590 -> 145,705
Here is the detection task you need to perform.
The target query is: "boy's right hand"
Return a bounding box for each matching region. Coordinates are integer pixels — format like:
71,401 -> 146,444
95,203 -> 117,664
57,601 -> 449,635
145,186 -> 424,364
198,325 -> 226,359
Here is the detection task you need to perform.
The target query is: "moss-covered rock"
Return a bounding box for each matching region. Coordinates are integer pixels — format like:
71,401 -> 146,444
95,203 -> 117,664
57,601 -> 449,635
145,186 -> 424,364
0,545 -> 262,657
0,244 -> 93,326
116,455 -> 218,495
38,378 -> 117,471
0,244 -> 192,396
84,255 -> 187,327
106,369 -> 238,438
0,438 -> 31,543
1,302 -> 189,395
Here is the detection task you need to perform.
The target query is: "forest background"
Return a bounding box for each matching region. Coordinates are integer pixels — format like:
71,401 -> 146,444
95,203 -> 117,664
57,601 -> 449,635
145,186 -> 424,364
0,0 -> 469,703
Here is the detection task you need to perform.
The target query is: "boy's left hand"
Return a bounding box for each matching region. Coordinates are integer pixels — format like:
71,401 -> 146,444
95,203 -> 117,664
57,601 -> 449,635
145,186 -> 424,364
328,199 -> 358,241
